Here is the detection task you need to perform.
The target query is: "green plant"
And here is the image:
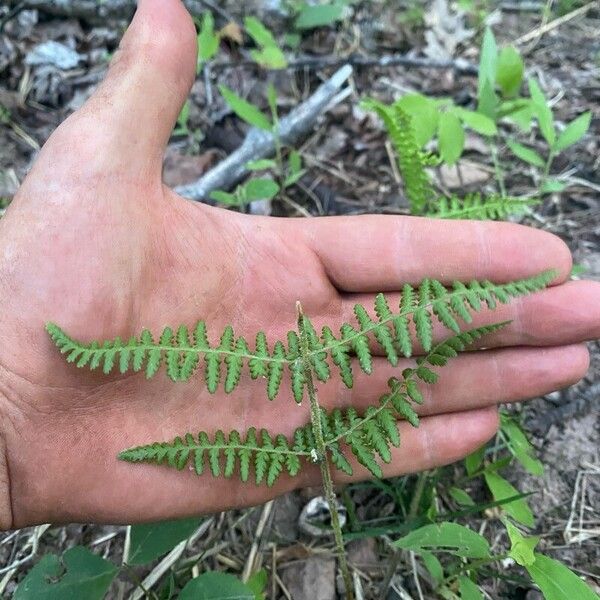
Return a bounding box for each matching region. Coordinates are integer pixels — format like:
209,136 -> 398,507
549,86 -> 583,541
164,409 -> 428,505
209,85 -> 305,207
195,12 -> 220,72
244,16 -> 287,69
363,97 -> 538,219
293,2 -> 346,30
14,518 -> 265,599
367,27 -> 591,214
393,519 -> 599,600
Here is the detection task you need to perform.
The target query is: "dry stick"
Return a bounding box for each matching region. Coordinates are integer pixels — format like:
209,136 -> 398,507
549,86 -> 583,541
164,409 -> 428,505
241,499 -> 275,583
210,53 -> 478,75
175,64 -> 354,202
514,0 -> 599,45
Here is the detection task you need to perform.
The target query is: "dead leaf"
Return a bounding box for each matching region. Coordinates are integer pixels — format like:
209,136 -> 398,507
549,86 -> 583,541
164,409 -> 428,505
219,22 -> 243,45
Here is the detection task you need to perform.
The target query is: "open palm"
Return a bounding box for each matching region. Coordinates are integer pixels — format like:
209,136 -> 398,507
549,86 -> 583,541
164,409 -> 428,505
0,0 -> 598,530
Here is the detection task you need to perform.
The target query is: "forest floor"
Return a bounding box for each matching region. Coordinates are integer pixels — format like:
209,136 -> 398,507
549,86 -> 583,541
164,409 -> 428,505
0,1 -> 599,599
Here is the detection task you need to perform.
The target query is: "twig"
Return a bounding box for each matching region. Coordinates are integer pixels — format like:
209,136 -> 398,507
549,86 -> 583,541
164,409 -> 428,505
210,53 -> 478,75
0,524 -> 50,576
242,500 -> 274,582
514,0 -> 599,45
175,64 -> 354,201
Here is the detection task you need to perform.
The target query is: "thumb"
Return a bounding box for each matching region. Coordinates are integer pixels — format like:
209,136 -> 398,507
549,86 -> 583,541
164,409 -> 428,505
73,0 -> 197,173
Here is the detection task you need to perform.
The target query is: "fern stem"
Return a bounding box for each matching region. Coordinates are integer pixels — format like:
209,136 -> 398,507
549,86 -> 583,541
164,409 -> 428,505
490,142 -> 507,197
297,302 -> 354,600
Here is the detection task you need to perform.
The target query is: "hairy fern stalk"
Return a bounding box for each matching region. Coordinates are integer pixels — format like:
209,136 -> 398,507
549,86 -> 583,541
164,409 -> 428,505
47,271 -> 554,486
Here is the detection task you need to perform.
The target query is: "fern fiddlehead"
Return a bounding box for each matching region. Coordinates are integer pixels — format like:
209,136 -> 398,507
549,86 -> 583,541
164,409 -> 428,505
47,270 -> 555,403
118,322 -> 509,485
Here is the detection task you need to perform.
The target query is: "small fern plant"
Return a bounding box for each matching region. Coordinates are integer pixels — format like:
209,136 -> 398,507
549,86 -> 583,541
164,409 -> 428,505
47,270 -> 555,598
364,97 -> 539,219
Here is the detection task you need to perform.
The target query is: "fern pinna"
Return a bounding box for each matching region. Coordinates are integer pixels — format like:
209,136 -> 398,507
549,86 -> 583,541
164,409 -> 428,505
426,193 -> 539,220
47,271 -> 554,485
47,271 -> 553,402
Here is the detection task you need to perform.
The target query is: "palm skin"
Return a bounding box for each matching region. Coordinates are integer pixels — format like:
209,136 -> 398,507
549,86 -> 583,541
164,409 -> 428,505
0,0 -> 599,530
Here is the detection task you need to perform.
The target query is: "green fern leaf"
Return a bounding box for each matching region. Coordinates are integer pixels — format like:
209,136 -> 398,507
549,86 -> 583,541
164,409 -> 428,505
364,98 -> 434,214
47,271 -> 555,404
427,194 -> 539,220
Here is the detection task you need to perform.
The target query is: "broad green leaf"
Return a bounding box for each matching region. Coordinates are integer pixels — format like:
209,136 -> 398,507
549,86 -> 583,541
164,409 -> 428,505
465,446 -> 485,476
478,78 -> 498,120
496,46 -> 524,97
449,487 -> 475,506
507,140 -> 545,168
459,575 -> 484,600
180,572 -> 255,600
246,569 -> 268,599
14,546 -> 118,600
251,46 -> 287,69
421,551 -> 444,584
244,17 -> 278,48
453,107 -> 497,136
244,178 -> 280,201
484,472 -> 534,527
500,415 -> 544,476
396,94 -> 440,146
284,168 -> 306,188
554,112 -> 591,152
438,112 -> 465,165
526,553 -> 600,600
509,106 -> 534,132
528,79 -> 555,146
477,28 -> 497,117
128,517 -> 202,565
210,190 -> 238,204
288,149 -> 302,174
295,4 -> 345,30
245,159 -> 277,171
197,12 -> 219,68
219,85 -> 271,130
505,520 -> 539,567
394,522 -> 491,558
541,179 -> 567,193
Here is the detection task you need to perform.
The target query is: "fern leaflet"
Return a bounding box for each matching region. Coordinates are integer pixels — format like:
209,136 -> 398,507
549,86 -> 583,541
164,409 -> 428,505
427,194 -> 540,220
47,271 -> 555,403
363,98 -> 435,214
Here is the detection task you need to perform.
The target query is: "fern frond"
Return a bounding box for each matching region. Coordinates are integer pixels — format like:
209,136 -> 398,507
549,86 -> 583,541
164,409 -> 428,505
363,98 -> 435,214
427,194 -> 540,220
119,321 -> 511,484
47,271 -> 555,402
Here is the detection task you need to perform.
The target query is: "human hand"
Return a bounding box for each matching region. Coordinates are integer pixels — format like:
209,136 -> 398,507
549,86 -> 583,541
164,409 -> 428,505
0,0 -> 598,530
